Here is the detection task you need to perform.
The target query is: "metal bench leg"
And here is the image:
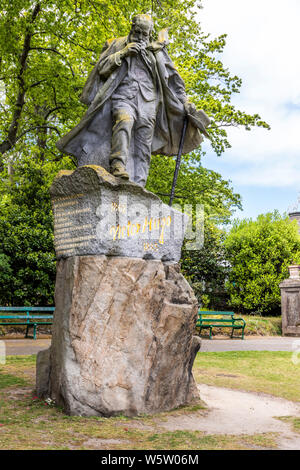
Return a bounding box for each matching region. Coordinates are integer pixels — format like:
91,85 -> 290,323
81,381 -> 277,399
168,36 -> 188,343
33,324 -> 37,340
231,328 -> 234,338
209,327 -> 212,340
25,325 -> 29,338
242,326 -> 245,340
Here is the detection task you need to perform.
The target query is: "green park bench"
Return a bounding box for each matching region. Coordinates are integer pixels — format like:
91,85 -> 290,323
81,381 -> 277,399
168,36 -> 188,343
0,307 -> 54,340
196,310 -> 246,340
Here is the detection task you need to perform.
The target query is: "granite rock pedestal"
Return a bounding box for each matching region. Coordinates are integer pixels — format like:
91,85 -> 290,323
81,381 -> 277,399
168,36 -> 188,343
36,166 -> 201,416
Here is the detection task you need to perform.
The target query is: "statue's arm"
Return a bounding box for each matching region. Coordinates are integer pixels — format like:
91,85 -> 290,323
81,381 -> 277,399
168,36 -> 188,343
164,59 -> 188,105
165,57 -> 198,113
97,41 -> 124,78
172,72 -> 205,118
171,73 -> 187,104
98,40 -> 141,78
159,47 -> 210,134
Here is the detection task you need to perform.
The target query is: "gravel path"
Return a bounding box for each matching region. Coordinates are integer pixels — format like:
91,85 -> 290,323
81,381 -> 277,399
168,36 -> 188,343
158,384 -> 300,450
1,336 -> 298,356
2,338 -> 51,356
201,336 -> 298,352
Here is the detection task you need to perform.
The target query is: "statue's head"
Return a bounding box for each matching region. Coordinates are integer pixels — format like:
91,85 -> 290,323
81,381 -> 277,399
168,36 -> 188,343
129,14 -> 153,46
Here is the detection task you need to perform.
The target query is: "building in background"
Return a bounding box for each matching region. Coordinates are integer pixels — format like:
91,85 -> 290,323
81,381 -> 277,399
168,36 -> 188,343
288,195 -> 300,234
289,211 -> 300,233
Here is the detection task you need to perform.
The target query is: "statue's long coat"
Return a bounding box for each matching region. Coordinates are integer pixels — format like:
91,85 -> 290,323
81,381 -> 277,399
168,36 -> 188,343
56,37 -> 203,169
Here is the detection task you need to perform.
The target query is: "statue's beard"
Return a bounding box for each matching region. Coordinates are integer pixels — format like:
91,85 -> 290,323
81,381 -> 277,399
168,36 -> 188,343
129,34 -> 149,47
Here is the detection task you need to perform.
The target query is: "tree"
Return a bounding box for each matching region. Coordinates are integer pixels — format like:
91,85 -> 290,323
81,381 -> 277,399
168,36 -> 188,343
0,0 -> 269,173
181,222 -> 230,309
147,155 -> 241,221
0,152 -> 73,305
224,212 -> 300,316
0,0 -> 269,305
149,156 -> 241,310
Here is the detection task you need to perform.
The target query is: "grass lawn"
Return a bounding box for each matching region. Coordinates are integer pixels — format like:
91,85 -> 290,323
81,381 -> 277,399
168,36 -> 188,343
194,351 -> 300,402
241,316 -> 282,336
276,416 -> 300,433
0,355 -> 280,450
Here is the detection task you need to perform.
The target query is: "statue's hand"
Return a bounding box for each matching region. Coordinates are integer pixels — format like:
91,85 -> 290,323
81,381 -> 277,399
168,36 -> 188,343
121,42 -> 141,58
184,101 -> 197,115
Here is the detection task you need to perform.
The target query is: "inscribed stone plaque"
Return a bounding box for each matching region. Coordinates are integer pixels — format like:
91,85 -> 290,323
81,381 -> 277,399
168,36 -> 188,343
50,165 -> 189,262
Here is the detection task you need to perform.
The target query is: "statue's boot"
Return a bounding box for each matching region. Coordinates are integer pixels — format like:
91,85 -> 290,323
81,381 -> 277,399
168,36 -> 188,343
111,161 -> 129,180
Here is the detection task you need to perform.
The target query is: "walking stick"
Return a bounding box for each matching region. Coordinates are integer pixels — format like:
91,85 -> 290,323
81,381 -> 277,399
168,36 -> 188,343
169,115 -> 188,207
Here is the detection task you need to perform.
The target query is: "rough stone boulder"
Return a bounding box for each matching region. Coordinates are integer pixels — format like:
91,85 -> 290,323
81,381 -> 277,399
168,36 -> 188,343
37,255 -> 201,416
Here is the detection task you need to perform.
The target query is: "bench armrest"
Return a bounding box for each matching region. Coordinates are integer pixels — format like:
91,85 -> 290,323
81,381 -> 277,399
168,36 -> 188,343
232,317 -> 246,326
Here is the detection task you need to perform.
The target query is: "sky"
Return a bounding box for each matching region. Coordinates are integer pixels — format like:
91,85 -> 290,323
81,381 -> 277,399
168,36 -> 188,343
198,0 -> 300,220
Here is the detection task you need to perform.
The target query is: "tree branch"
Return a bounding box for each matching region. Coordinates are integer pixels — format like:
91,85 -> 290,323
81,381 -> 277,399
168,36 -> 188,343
29,78 -> 49,88
45,106 -> 62,119
0,2 -> 41,162
29,47 -> 75,77
51,32 -> 95,53
16,125 -> 61,142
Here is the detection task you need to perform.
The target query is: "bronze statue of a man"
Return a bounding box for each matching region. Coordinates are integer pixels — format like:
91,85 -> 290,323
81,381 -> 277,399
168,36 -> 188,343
57,14 -> 210,187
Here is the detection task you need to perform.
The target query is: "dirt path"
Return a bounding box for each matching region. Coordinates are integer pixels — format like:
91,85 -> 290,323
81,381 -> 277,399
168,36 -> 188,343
2,336 -> 297,356
201,336 -> 297,352
156,384 -> 300,450
2,338 -> 51,356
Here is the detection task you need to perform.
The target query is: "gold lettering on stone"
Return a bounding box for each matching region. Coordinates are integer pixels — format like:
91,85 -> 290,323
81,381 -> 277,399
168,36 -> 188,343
54,222 -> 75,228
54,224 -> 92,235
55,234 -> 96,250
109,216 -> 172,245
54,208 -> 91,217
56,240 -> 90,255
52,194 -> 84,203
143,242 -> 159,252
111,202 -> 126,214
52,195 -> 95,256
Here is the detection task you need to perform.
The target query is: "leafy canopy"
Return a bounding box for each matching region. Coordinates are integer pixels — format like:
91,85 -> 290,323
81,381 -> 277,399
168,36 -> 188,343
0,151 -> 73,305
181,221 -> 230,309
0,0 -> 269,305
0,0 -> 269,169
224,212 -> 300,315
